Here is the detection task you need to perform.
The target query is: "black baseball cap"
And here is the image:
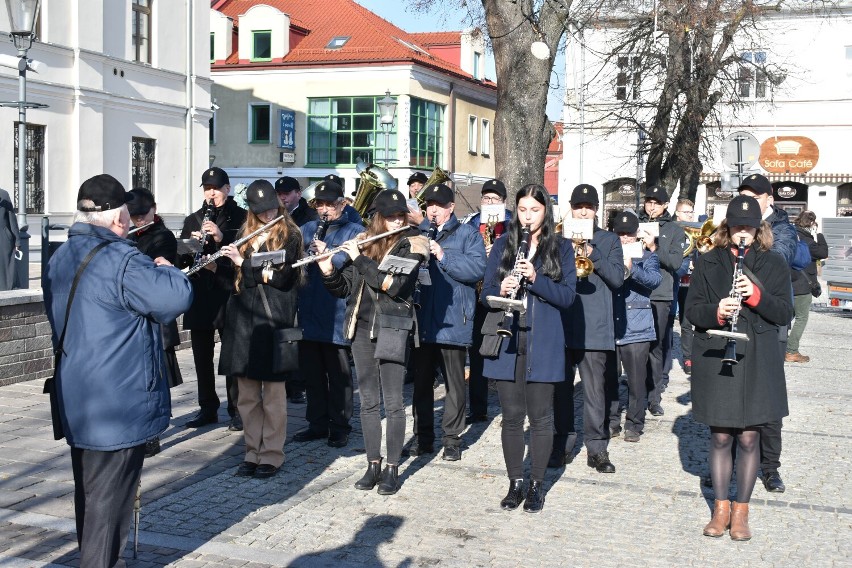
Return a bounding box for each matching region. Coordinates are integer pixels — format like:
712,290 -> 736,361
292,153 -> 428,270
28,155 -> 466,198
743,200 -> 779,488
423,184 -> 454,205
323,174 -> 345,190
738,173 -> 772,196
127,188 -> 155,216
372,189 -> 409,217
725,195 -> 762,228
246,180 -> 280,214
644,185 -> 669,203
77,174 -> 132,212
612,210 -> 640,234
407,172 -> 428,186
481,179 -> 507,200
275,176 -> 300,193
314,180 -> 344,202
570,184 -> 599,206
200,167 -> 230,188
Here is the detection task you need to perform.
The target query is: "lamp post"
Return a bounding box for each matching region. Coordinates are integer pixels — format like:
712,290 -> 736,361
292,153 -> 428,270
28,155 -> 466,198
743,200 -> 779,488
634,124 -> 646,212
2,0 -> 44,289
376,90 -> 397,169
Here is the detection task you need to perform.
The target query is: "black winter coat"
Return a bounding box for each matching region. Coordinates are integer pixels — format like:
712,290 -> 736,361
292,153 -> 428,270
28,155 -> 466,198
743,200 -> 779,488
791,227 -> 828,296
290,198 -> 319,227
638,209 -> 686,301
218,232 -> 303,381
685,246 -> 793,428
179,198 -> 247,329
132,217 -> 181,349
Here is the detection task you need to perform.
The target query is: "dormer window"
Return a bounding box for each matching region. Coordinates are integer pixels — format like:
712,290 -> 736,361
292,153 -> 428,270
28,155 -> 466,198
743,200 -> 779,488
252,30 -> 272,61
326,36 -> 350,49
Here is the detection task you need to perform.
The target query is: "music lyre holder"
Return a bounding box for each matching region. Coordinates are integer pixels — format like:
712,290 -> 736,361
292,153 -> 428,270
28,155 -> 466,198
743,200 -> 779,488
485,295 -> 525,314
251,250 -> 286,267
706,329 -> 749,341
377,255 -> 419,275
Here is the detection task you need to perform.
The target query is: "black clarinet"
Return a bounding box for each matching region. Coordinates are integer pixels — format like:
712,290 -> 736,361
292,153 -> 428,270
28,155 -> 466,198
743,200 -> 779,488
310,214 -> 330,256
413,216 -> 439,309
495,226 -> 531,338
708,237 -> 750,364
193,200 -> 214,266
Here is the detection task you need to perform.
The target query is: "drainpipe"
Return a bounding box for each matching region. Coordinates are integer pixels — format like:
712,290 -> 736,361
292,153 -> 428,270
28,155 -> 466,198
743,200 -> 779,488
448,82 -> 455,177
185,0 -> 195,214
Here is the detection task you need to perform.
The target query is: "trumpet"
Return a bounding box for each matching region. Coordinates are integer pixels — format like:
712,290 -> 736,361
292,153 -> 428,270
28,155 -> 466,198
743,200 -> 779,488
486,226 -> 531,339
707,237 -> 749,364
572,235 -> 594,278
183,215 -> 285,276
292,225 -> 410,268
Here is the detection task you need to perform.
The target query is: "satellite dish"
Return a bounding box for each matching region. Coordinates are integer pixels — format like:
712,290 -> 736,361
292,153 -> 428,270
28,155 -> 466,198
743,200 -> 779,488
721,131 -> 760,171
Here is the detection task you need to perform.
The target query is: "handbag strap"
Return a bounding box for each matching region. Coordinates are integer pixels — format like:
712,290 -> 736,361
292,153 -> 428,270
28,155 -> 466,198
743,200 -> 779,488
257,283 -> 274,325
56,241 -> 112,357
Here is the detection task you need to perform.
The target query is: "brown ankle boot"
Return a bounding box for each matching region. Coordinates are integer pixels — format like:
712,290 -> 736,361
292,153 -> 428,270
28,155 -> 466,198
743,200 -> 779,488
702,499 -> 731,537
730,501 -> 752,541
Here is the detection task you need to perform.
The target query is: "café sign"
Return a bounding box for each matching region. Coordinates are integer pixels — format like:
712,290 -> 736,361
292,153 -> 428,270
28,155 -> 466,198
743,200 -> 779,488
759,136 -> 819,174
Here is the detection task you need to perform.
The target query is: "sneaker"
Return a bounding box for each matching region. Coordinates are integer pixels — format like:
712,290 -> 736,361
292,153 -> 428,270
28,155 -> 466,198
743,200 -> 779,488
784,351 -> 810,363
623,430 -> 640,443
442,446 -> 461,461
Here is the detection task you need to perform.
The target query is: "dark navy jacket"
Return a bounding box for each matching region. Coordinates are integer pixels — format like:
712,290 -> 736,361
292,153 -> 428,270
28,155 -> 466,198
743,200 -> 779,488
638,209 -> 685,302
417,214 -> 486,346
614,250 -> 661,346
481,236 -> 576,382
43,223 -> 193,450
565,226 -> 625,351
298,217 -> 364,345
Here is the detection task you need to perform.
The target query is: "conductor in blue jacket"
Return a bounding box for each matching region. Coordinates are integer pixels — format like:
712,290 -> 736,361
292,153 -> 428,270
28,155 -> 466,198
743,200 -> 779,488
43,174 -> 193,568
412,184 -> 486,461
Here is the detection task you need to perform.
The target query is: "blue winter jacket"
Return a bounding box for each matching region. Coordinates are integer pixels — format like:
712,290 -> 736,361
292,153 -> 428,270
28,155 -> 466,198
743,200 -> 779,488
298,218 -> 365,344
416,214 -> 486,346
43,223 -> 193,450
481,236 -> 576,382
614,250 -> 661,346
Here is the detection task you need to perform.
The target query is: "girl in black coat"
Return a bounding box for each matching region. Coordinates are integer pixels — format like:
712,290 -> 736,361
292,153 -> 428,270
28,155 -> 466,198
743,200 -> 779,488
686,195 -> 793,541
318,189 -> 428,496
219,180 -> 302,479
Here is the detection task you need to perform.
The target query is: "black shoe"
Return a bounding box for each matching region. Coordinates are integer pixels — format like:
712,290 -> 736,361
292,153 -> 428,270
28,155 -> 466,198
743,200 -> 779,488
465,413 -> 488,425
254,464 -> 279,479
185,411 -> 218,428
144,438 -> 161,458
610,425 -> 622,438
442,445 -> 461,461
547,448 -> 567,469
355,461 -> 383,490
762,471 -> 786,493
288,390 -> 306,404
328,431 -> 349,448
406,439 -> 435,456
587,451 -> 616,473
500,479 -> 525,510
377,465 -> 400,495
623,430 -> 641,443
235,461 -> 257,477
648,403 -> 664,416
228,414 -> 243,432
293,428 -> 328,442
523,480 -> 545,513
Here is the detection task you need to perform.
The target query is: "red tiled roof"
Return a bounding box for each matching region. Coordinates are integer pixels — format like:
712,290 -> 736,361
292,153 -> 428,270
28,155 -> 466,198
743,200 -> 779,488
411,31 -> 461,46
213,0 -> 493,87
547,122 -> 564,154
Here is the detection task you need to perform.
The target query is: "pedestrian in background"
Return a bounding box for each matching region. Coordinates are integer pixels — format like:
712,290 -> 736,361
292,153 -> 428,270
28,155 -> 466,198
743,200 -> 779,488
787,211 -> 828,363
0,188 -> 20,291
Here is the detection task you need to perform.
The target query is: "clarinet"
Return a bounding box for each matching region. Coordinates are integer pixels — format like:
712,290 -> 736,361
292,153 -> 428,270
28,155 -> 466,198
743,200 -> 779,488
707,236 -> 750,364
310,214 -> 330,256
413,216 -> 439,309
193,200 -> 214,266
494,226 -> 531,338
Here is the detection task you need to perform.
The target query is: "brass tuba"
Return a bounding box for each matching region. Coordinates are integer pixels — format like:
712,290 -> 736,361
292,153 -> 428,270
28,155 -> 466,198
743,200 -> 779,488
302,180 -> 321,208
415,166 -> 452,207
353,158 -> 397,221
680,218 -> 718,256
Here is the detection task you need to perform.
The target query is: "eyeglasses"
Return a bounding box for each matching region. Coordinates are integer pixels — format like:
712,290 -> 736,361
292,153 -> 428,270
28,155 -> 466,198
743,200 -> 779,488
678,210 -> 694,215
481,196 -> 503,204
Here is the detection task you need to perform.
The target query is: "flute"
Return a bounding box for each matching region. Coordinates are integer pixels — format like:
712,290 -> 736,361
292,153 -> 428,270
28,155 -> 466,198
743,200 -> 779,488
292,225 -> 409,268
183,215 -> 285,276
127,221 -> 154,236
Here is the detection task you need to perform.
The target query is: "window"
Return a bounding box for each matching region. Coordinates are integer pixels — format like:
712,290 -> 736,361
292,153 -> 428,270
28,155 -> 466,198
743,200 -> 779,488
210,33 -> 215,62
410,98 -> 445,168
307,96 -> 395,166
13,123 -> 45,214
481,119 -> 490,156
131,137 -> 156,192
209,113 -> 216,145
468,116 -> 478,154
327,36 -> 350,49
132,0 -> 152,64
473,52 -> 483,80
616,55 -> 641,100
252,30 -> 272,61
738,51 -> 767,99
250,104 -> 271,143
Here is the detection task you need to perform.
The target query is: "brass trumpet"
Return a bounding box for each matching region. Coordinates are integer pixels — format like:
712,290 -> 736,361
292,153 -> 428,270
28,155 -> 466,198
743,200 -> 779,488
680,219 -> 718,256
572,236 -> 594,278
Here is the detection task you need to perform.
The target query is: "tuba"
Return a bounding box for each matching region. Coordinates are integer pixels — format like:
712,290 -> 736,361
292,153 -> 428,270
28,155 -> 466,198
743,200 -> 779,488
302,180 -> 321,208
415,166 -> 452,207
680,218 -> 718,256
353,158 -> 397,221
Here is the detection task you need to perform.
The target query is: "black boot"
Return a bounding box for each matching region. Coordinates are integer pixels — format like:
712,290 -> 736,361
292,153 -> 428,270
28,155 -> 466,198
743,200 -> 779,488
523,480 -> 545,513
354,460 -> 382,491
377,465 -> 400,495
500,479 -> 525,510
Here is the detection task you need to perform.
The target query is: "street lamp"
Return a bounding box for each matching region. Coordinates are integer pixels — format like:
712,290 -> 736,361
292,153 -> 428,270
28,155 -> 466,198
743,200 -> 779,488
2,0 -> 45,289
376,90 -> 397,168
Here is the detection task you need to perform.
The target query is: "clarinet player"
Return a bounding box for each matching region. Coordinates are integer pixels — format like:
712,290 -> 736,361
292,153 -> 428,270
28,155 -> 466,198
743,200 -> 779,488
480,184 -> 576,513
686,194 -> 793,541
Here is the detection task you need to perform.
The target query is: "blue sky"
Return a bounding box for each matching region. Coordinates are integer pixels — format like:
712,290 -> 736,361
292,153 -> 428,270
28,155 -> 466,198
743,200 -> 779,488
354,0 -> 565,121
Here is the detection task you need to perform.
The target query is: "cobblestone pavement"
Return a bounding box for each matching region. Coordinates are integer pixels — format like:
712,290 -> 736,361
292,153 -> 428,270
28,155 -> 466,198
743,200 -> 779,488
0,310 -> 850,567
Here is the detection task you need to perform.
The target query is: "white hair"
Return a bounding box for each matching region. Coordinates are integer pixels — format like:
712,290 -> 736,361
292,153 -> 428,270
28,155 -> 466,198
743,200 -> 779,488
73,201 -> 126,227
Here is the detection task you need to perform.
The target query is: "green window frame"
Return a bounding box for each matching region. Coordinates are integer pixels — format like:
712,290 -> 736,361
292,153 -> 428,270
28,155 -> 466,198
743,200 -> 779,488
252,30 -> 272,61
210,32 -> 215,62
307,96 -> 395,166
409,98 -> 444,169
250,104 -> 271,144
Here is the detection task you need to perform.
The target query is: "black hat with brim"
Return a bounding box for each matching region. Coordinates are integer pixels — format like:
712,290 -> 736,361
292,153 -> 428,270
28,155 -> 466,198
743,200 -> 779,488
77,174 -> 132,212
725,195 -> 763,228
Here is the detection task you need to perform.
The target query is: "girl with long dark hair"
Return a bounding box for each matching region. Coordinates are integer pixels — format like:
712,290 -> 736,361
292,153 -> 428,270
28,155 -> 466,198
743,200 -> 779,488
480,184 -> 576,513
